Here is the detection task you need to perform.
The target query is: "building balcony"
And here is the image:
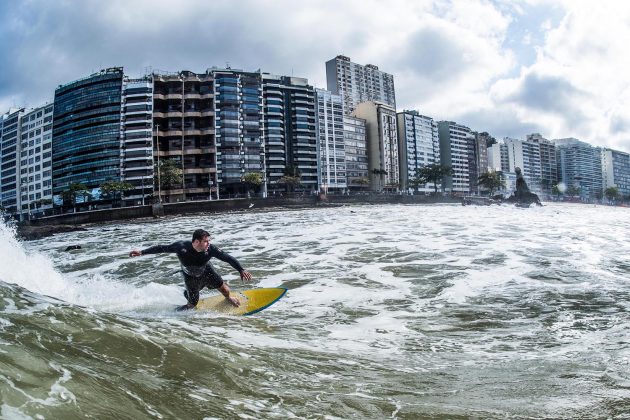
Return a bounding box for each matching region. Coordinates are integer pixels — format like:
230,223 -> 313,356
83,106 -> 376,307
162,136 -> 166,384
184,167 -> 217,174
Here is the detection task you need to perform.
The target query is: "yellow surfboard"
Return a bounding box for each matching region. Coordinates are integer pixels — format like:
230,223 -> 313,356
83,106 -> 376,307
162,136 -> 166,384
195,287 -> 287,316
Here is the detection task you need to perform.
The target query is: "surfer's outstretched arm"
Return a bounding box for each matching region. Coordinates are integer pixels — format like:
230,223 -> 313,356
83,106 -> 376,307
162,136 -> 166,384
129,242 -> 181,257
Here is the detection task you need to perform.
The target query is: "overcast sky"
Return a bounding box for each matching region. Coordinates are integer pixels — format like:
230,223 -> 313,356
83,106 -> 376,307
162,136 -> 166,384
1,0 -> 629,152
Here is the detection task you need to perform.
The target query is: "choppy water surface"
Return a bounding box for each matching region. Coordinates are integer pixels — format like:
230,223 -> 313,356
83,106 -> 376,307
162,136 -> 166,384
1,203 -> 629,419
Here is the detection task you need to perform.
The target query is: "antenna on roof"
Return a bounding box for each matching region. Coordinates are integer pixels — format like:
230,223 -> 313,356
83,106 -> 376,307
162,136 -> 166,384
226,61 -> 231,69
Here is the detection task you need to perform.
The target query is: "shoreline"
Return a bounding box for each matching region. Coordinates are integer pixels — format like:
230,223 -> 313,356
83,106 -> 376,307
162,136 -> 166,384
15,195 -> 459,240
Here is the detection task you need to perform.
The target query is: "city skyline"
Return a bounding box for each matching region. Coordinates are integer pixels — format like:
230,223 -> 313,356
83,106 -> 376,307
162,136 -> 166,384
1,0 -> 629,153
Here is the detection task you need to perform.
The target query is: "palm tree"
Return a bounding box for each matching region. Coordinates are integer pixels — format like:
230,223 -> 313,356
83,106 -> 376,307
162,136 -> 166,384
605,186 -> 619,203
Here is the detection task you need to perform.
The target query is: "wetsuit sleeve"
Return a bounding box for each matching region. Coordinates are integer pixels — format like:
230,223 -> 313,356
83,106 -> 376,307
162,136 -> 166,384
209,244 -> 244,272
140,242 -> 181,255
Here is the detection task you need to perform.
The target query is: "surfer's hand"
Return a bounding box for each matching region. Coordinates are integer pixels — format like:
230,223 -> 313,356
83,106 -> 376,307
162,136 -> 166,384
227,295 -> 240,307
129,250 -> 142,257
240,270 -> 253,282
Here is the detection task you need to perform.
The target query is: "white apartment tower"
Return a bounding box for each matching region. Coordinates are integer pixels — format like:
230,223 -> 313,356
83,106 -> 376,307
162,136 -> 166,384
315,89 -> 346,192
352,102 -> 399,191
326,55 -> 396,115
396,110 -> 439,192
504,137 -> 543,195
438,121 -> 475,193
121,76 -> 154,205
601,148 -> 630,198
19,104 -> 54,218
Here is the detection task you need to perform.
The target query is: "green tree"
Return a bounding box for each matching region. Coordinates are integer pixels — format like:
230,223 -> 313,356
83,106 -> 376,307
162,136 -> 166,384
155,159 -> 183,190
408,174 -> 427,191
477,171 -> 505,196
62,183 -> 89,212
242,172 -> 263,196
417,164 -> 453,194
604,186 -> 619,202
279,175 -> 301,192
352,177 -> 369,186
566,185 -> 581,197
552,184 -> 562,197
100,180 -> 133,206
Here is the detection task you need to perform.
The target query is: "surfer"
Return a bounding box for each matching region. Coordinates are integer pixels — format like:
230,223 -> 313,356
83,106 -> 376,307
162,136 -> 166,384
129,229 -> 253,310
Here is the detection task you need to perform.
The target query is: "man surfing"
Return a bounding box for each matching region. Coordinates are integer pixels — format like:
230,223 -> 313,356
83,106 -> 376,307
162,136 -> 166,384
129,229 -> 252,310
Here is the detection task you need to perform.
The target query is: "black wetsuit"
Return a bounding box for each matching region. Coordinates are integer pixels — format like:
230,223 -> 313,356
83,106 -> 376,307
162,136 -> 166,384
140,241 -> 244,306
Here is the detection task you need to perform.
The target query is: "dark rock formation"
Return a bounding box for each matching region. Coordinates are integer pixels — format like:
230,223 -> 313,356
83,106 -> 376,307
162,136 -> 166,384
505,167 -> 542,207
16,225 -> 88,241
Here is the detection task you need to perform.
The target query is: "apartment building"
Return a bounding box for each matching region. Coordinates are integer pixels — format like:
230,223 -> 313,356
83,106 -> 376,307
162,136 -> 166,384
438,121 -> 475,194
262,74 -> 318,194
18,104 -> 54,218
1,108 -> 24,214
343,115 -> 368,191
315,89 -> 346,192
396,110 -> 439,192
352,101 -> 399,191
121,77 -> 153,205
554,137 -> 603,199
326,55 -> 396,115
526,133 -> 557,196
52,68 -> 124,208
601,148 -> 630,198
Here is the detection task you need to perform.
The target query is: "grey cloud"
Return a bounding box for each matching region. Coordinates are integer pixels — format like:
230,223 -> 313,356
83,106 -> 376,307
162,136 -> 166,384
394,27 -> 467,80
0,1 -> 354,109
499,72 -> 587,128
454,107 -> 542,139
610,114 -> 630,134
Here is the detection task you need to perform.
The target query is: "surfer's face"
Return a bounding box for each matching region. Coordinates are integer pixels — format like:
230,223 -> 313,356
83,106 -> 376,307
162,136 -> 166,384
193,236 -> 210,252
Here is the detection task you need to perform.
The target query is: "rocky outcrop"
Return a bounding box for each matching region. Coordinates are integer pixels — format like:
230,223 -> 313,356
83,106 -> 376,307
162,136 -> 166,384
16,224 -> 88,241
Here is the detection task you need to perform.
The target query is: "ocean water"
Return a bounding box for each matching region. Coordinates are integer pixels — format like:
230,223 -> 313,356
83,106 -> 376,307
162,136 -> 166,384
1,203 -> 629,419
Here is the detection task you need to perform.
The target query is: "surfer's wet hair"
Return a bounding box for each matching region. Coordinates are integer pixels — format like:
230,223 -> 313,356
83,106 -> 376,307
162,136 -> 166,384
192,229 -> 210,242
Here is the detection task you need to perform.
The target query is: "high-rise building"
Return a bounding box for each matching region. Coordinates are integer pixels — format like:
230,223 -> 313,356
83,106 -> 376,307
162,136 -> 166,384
504,137 -> 543,195
53,68 -> 124,207
526,133 -> 557,196
121,76 -> 154,205
554,137 -> 603,199
438,121 -> 475,193
262,74 -> 318,194
326,55 -> 396,115
315,89 -> 346,192
18,104 -> 54,218
601,148 -> 630,198
396,110 -> 439,192
213,69 -> 264,198
474,132 -> 493,175
1,108 -> 24,215
152,70 -> 218,202
343,115 -> 368,191
352,101 -> 399,191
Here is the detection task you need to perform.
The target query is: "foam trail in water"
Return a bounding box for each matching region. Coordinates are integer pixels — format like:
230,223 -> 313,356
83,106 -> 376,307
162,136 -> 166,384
0,221 -> 180,312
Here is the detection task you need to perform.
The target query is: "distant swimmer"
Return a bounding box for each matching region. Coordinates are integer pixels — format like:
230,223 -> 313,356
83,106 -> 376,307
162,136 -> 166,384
129,229 -> 253,310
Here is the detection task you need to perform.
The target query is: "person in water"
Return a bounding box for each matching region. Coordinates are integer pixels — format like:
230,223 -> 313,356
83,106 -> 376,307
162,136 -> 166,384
129,229 -> 252,310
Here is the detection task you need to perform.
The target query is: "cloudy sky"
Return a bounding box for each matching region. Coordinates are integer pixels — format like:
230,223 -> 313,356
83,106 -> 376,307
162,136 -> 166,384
1,0 -> 629,151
